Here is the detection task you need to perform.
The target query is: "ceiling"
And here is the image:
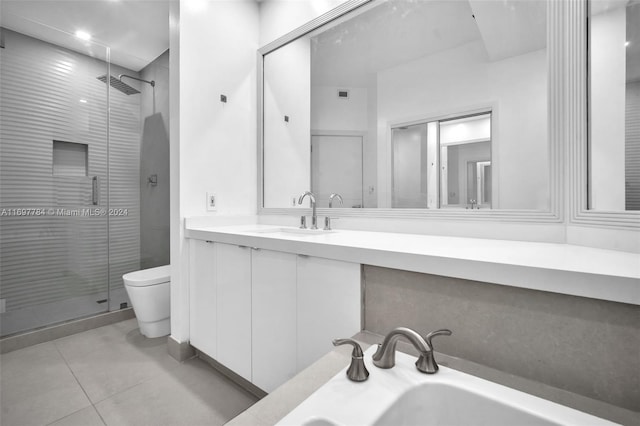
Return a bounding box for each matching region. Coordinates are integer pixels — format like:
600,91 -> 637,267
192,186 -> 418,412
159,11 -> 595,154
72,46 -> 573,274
0,0 -> 170,71
309,0 -> 547,88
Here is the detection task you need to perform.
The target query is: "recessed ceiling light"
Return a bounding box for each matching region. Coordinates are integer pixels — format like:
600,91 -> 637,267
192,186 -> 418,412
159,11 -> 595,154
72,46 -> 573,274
79,99 -> 88,103
625,41 -> 630,47
75,30 -> 91,41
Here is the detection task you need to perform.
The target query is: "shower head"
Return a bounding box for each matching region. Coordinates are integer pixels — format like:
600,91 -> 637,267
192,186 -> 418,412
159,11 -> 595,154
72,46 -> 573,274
96,74 -> 140,95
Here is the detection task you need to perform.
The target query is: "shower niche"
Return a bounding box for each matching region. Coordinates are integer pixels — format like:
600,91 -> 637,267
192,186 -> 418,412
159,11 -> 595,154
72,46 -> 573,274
52,141 -> 88,177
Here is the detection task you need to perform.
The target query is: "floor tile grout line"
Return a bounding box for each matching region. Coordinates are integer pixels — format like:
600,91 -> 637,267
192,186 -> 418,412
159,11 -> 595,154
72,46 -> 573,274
51,319 -> 171,405
52,340 -> 107,426
89,370 -> 170,406
51,332 -> 171,407
43,405 -> 106,426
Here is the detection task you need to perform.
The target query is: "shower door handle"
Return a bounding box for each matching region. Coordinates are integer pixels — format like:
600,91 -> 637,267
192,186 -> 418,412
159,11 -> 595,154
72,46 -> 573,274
92,176 -> 99,205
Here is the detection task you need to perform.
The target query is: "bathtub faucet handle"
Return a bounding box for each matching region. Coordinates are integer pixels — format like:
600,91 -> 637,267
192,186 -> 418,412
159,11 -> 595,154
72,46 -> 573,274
417,329 -> 452,374
332,338 -> 369,382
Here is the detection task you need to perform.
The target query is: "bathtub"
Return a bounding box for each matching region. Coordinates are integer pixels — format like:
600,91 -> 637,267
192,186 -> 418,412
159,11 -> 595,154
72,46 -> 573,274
276,346 -> 617,426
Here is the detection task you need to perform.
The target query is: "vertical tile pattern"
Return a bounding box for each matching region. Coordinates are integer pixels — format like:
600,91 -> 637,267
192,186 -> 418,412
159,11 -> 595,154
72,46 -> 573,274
363,265 -> 640,412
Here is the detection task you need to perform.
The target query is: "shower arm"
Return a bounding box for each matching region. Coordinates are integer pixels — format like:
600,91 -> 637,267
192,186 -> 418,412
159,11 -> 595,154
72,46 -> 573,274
119,74 -> 155,88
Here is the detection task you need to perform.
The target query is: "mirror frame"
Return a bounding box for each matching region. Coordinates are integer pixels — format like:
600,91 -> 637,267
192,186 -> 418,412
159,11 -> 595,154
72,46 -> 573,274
572,0 -> 640,230
257,0 -> 636,230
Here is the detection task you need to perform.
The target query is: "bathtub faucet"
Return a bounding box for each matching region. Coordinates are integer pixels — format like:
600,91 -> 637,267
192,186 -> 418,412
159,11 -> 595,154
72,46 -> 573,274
372,327 -> 451,374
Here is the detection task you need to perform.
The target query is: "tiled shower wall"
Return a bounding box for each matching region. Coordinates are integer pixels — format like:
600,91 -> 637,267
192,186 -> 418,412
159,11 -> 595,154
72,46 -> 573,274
363,265 -> 640,412
0,29 -> 140,314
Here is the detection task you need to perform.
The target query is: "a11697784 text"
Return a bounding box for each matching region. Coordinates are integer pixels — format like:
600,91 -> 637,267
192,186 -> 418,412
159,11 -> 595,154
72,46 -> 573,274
0,208 -> 129,217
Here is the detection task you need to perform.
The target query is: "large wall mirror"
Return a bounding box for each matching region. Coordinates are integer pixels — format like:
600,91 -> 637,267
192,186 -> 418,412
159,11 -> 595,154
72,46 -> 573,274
588,0 -> 640,212
260,0 -> 554,214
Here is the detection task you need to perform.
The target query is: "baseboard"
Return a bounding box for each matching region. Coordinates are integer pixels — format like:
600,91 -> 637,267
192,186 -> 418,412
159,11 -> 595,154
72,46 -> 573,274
0,308 -> 135,354
196,349 -> 268,400
167,335 -> 196,362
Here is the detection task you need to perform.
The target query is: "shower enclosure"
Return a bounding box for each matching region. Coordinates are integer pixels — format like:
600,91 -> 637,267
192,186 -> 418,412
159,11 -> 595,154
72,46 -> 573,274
0,23 -> 170,337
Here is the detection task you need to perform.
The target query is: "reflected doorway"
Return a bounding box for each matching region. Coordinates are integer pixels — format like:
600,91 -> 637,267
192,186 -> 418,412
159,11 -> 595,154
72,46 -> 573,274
311,135 -> 363,208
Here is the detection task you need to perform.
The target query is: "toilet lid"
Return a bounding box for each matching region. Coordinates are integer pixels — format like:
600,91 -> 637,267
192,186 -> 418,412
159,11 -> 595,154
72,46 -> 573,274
123,265 -> 171,287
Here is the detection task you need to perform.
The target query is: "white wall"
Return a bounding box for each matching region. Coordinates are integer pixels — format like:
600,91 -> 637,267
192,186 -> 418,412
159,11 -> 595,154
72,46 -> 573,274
311,86 -> 369,130
260,0 -> 355,208
171,0 -> 259,343
310,85 -> 377,207
590,6 -> 626,211
180,1 -> 258,218
263,36 -> 311,208
376,41 -> 547,210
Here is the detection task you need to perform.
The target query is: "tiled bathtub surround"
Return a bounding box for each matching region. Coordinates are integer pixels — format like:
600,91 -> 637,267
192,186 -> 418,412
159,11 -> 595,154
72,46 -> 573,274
363,265 -> 640,412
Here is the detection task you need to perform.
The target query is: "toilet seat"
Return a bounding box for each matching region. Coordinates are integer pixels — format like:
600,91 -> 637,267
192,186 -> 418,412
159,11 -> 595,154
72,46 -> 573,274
123,265 -> 170,287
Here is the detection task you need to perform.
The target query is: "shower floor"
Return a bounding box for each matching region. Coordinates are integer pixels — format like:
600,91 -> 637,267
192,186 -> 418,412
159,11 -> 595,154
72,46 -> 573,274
0,287 -> 130,337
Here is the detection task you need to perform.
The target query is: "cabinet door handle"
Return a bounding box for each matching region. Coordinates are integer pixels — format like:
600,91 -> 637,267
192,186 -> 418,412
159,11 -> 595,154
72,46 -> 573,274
251,247 -> 260,251
205,240 -> 213,244
238,245 -> 249,249
298,254 -> 309,258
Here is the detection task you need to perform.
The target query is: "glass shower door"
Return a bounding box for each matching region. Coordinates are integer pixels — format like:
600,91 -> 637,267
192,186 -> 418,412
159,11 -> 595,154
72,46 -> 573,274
0,27 -> 110,336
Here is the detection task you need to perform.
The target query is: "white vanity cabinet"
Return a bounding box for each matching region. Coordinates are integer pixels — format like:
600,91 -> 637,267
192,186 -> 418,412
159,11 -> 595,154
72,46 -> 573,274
189,239 -> 217,358
215,242 -> 252,381
189,238 -> 361,393
189,240 -> 252,381
251,249 -> 297,392
296,256 -> 361,372
252,253 -> 361,391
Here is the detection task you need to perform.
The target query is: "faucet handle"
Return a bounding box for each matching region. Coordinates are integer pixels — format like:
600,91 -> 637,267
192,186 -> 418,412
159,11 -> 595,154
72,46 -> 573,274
425,329 -> 452,347
333,338 -> 369,382
416,329 -> 452,374
299,215 -> 307,229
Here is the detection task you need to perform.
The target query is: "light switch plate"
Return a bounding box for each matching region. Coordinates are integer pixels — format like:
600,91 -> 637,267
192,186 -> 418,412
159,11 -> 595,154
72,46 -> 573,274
206,192 -> 217,211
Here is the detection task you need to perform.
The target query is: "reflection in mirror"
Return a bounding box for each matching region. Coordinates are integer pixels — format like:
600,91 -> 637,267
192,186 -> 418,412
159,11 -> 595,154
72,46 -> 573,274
311,134 -> 364,208
440,113 -> 492,209
390,112 -> 492,209
391,124 -> 429,208
262,0 -> 549,210
589,0 -> 640,211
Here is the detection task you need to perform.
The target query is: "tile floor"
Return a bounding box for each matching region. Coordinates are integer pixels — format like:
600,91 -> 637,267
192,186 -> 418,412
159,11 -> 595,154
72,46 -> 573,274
0,319 -> 258,426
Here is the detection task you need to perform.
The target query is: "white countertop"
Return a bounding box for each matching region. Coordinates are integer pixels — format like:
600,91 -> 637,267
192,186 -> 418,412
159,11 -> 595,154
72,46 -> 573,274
185,222 -> 640,305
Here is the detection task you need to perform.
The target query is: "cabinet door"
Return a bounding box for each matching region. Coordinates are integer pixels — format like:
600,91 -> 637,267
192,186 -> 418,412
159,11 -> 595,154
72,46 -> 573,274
215,243 -> 252,381
189,240 -> 217,357
296,256 -> 361,371
251,249 -> 297,392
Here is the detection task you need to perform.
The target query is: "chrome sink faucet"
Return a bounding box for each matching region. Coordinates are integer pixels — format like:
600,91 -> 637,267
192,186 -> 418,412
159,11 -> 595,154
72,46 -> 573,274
324,193 -> 343,230
372,327 -> 452,374
298,191 -> 317,229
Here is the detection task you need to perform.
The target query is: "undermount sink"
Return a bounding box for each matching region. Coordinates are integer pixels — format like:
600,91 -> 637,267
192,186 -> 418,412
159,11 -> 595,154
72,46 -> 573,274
277,347 -> 616,426
248,227 -> 335,236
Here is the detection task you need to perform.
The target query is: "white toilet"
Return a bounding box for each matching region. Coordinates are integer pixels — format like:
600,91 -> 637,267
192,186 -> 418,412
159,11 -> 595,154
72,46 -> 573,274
123,265 -> 171,338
